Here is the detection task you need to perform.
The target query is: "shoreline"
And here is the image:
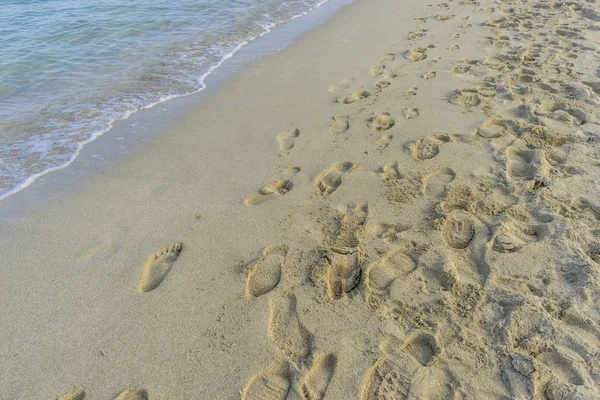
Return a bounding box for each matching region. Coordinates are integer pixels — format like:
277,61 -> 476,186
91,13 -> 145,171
3,0 -> 600,398
0,0 -> 353,208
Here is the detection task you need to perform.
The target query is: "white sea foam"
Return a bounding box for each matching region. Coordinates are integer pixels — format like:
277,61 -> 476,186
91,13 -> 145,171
0,0 -> 333,201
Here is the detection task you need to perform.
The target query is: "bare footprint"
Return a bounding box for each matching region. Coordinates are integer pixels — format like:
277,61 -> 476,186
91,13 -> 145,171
370,112 -> 394,131
246,245 -> 288,297
407,28 -> 428,40
405,87 -> 418,97
506,147 -> 537,181
380,53 -> 395,63
326,251 -> 361,299
114,389 -> 148,400
376,134 -> 393,151
371,65 -> 385,76
269,294 -> 312,367
406,48 -> 428,62
421,167 -> 455,198
315,162 -> 353,196
242,362 -> 291,400
330,203 -> 368,251
484,56 -> 506,71
442,212 -> 475,249
477,119 -> 509,138
361,358 -> 414,399
400,331 -> 441,366
301,354 -> 337,400
491,232 -> 526,253
245,167 -> 301,206
403,108 -> 419,120
380,162 -> 402,180
138,243 -> 183,293
452,89 -> 480,107
452,64 -> 471,74
375,79 -> 391,90
330,115 -> 349,134
325,205 -> 368,298
338,91 -> 370,104
58,390 -> 86,400
367,249 -> 416,292
412,134 -> 450,160
277,128 -> 300,151
327,79 -> 353,93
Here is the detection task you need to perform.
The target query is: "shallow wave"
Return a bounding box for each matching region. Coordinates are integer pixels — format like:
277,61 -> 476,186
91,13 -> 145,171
0,0 -> 329,200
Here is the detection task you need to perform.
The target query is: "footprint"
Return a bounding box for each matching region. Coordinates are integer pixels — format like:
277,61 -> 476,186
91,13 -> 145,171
301,354 -> 337,400
328,79 -> 353,93
506,148 -> 537,181
114,389 -> 148,400
380,162 -> 401,180
490,218 -> 542,253
367,249 -> 416,292
326,251 -> 362,299
370,112 -> 395,131
538,348 -> 587,387
421,167 -> 455,198
405,87 -> 418,97
242,362 -> 291,400
453,89 -> 480,107
338,91 -> 370,104
422,71 -> 436,80
245,167 -> 301,206
491,232 -> 526,253
375,79 -> 391,90
407,28 -> 428,40
500,353 -> 535,399
403,108 -> 419,120
434,257 -> 459,291
437,14 -> 455,20
246,245 -> 287,297
137,243 -> 183,293
534,102 -> 586,125
400,331 -> 441,366
380,53 -> 395,63
268,294 -> 312,367
330,115 -> 349,134
324,203 -> 367,299
442,212 -> 474,249
452,64 -> 471,74
361,358 -> 414,399
376,134 -> 393,151
493,35 -> 511,47
484,56 -> 507,71
277,128 -> 300,151
406,48 -> 427,62
330,203 -> 368,251
412,134 -> 450,160
371,65 -> 385,76
315,162 -> 353,196
366,221 -> 409,243
477,119 -> 509,138
58,390 -> 85,400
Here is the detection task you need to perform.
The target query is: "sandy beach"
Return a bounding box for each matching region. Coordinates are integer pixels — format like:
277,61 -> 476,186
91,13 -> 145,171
2,0 -> 600,398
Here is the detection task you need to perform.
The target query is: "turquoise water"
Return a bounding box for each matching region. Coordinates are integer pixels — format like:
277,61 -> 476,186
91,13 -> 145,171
0,0 -> 328,199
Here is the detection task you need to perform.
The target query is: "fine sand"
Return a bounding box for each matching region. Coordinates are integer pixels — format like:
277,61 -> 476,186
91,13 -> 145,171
3,0 -> 600,398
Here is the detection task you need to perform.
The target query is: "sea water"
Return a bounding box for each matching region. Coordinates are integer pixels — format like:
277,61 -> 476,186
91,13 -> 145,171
0,0 -> 329,199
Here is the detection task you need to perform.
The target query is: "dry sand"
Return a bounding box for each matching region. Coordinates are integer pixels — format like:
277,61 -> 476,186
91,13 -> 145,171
2,0 -> 600,398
